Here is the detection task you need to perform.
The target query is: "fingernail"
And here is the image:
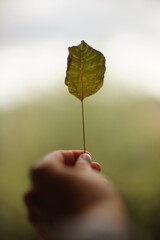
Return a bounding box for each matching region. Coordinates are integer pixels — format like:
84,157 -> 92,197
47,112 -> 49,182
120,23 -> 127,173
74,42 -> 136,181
84,151 -> 92,157
78,153 -> 92,163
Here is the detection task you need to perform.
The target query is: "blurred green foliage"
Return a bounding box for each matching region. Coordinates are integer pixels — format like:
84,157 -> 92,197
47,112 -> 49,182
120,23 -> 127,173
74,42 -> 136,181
0,87 -> 160,240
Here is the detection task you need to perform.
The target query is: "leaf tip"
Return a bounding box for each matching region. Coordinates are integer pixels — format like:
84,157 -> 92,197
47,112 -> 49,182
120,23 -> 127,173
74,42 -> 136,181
80,40 -> 86,47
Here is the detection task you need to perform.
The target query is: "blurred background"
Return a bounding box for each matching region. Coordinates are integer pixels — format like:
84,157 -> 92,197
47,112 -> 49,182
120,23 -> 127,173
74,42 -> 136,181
0,0 -> 160,239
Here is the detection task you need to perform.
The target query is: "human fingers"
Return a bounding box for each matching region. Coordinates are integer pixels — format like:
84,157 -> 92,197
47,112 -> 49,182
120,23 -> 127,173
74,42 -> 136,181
24,188 -> 49,224
91,162 -> 101,172
74,154 -> 101,173
31,150 -> 92,177
35,150 -> 90,168
60,150 -> 92,166
74,153 -> 92,171
30,150 -> 92,186
30,150 -> 82,184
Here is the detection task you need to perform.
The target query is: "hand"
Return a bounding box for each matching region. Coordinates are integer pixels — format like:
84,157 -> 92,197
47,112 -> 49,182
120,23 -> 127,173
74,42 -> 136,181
24,150 -> 128,239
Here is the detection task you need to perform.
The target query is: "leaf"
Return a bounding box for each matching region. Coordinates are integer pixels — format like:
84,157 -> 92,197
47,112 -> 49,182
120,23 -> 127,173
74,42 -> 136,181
65,41 -> 106,152
65,40 -> 106,101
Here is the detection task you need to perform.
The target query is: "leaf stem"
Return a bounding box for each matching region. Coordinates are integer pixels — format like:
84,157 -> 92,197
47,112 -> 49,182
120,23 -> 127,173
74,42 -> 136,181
81,100 -> 86,152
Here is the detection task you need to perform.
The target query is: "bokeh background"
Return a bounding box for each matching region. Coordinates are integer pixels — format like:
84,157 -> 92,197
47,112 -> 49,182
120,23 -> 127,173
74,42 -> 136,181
0,0 -> 160,239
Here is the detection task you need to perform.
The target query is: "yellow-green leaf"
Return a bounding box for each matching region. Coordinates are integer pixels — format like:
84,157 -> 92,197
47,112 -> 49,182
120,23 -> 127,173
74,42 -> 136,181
65,40 -> 106,101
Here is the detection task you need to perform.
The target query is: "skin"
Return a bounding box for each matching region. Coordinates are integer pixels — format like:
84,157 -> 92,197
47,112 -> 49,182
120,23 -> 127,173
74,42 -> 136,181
24,150 -> 128,240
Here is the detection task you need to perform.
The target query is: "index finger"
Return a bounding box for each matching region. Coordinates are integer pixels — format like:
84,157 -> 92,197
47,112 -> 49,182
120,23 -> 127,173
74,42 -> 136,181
30,150 -> 92,186
42,150 -> 91,166
30,150 -> 91,178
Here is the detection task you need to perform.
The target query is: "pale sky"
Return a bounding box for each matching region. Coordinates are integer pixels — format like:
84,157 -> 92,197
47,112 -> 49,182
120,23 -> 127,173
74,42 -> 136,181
0,0 -> 160,109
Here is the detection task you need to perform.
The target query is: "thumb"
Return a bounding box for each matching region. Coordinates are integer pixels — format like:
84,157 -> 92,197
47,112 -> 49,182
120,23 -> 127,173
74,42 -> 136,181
75,153 -> 92,171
